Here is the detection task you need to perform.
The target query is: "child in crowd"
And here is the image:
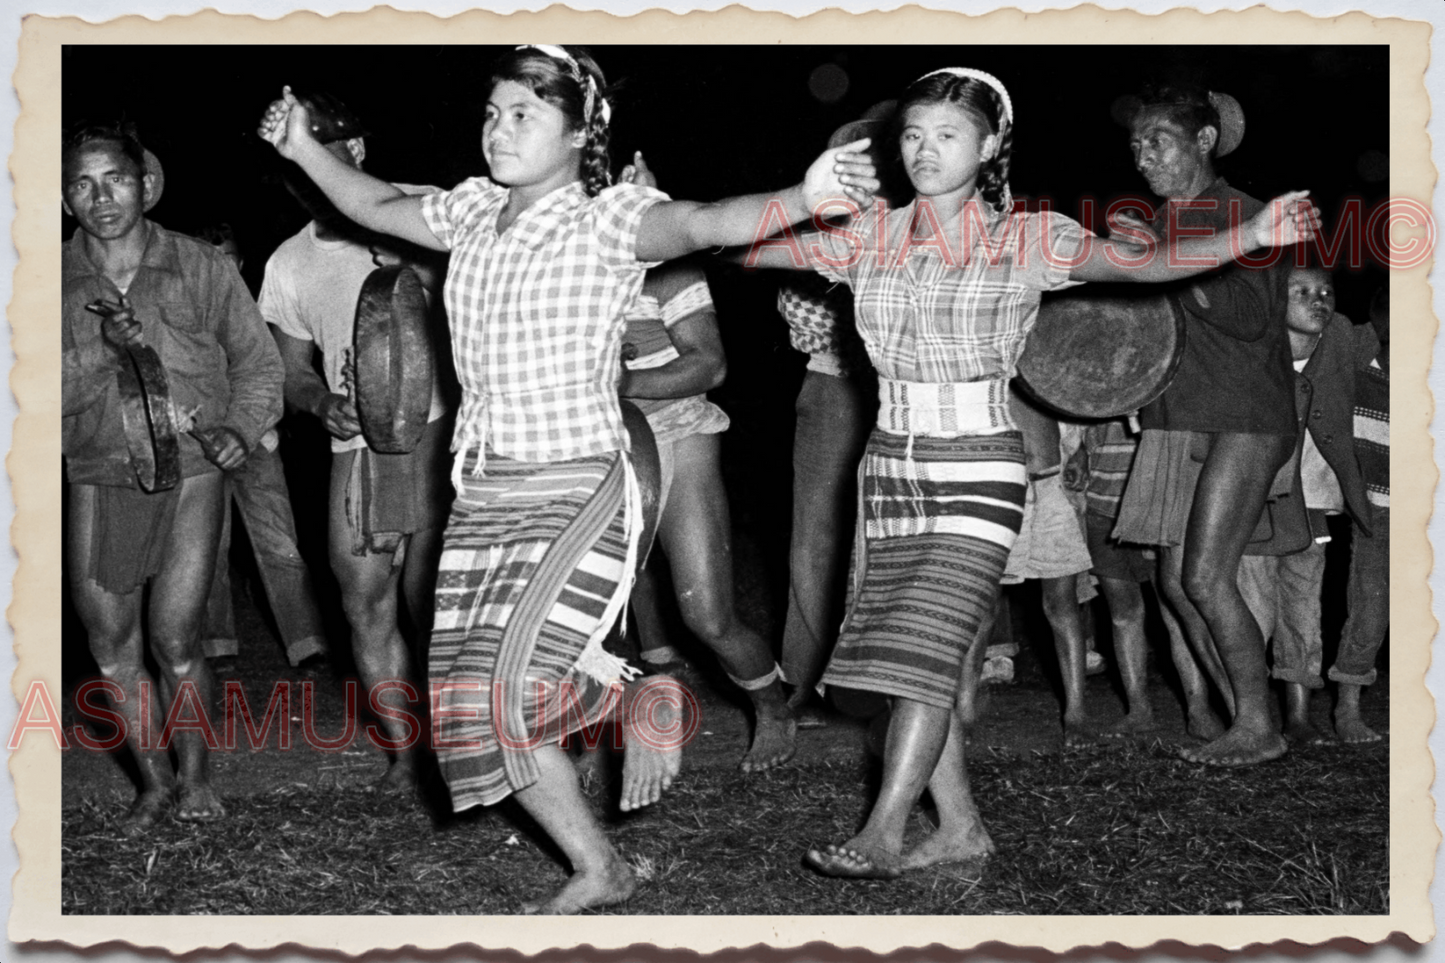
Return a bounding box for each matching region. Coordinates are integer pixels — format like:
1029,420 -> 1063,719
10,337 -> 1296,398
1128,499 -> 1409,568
1235,265 -> 1372,744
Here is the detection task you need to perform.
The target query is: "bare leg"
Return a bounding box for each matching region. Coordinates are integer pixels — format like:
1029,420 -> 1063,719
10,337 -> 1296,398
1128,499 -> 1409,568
515,743 -> 637,914
1178,432 -> 1293,767
902,708 -> 994,869
329,462 -> 420,788
149,474 -> 227,821
630,561 -> 680,665
1283,683 -> 1330,745
1334,683 -> 1382,744
67,484 -> 174,833
1040,576 -> 1095,746
1157,595 -> 1225,740
657,434 -> 795,772
806,697 -> 948,879
955,597 -> 996,729
1101,575 -> 1159,737
1157,545 -> 1235,719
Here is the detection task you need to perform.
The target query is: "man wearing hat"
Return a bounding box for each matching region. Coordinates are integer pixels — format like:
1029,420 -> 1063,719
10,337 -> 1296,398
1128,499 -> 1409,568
261,90 -> 452,790
62,122 -> 284,830
1110,84 -> 1300,767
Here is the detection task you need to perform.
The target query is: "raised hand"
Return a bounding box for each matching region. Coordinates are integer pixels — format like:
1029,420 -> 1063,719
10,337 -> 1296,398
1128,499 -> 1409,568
85,295 -> 144,348
619,151 -> 659,191
257,86 -> 317,161
1107,208 -> 1160,247
802,138 -> 879,213
1250,191 -> 1320,249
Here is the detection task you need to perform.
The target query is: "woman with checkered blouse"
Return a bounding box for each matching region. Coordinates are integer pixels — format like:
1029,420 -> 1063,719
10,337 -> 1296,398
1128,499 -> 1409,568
259,45 -> 881,913
742,68 -> 1316,880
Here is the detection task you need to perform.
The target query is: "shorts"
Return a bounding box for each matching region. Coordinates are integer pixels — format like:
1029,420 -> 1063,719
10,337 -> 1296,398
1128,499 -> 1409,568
1086,511 -> 1155,583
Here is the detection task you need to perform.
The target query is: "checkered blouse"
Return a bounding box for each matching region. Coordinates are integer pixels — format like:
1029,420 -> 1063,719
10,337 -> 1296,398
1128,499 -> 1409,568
421,178 -> 667,471
776,273 -> 868,377
813,201 -> 1090,384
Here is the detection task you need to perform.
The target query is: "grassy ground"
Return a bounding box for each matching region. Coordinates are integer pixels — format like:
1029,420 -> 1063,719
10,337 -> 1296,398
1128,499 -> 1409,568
62,732 -> 1387,916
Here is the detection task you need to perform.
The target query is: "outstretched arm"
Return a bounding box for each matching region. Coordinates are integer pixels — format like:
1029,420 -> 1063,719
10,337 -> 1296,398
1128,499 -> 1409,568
258,87 -> 443,252
1069,190 -> 1317,283
634,139 -> 879,263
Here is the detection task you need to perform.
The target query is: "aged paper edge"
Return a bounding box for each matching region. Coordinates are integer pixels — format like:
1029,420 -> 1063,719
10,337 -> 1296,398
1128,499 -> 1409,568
9,3 -> 1436,953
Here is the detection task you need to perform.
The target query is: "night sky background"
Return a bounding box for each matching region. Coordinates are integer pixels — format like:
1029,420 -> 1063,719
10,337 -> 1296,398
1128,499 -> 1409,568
60,45 -> 1391,673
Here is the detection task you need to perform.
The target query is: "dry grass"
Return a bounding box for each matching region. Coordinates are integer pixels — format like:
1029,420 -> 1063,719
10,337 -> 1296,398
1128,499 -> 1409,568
62,739 -> 1387,916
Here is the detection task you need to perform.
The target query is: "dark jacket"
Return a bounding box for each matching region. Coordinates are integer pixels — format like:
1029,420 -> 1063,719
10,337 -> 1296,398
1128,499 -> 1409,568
1139,178 -> 1296,436
1248,314 -> 1373,555
63,221 -> 284,487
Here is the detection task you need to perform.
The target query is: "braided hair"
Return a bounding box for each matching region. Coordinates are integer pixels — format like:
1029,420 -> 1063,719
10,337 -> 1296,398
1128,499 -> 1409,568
896,72 -> 1014,216
490,45 -> 614,197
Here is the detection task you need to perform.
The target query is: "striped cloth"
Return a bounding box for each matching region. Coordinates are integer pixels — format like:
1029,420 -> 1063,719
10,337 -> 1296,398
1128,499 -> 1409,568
430,451 -> 636,811
1354,359 -> 1388,508
821,429 -> 1025,710
622,262 -> 730,445
1081,420 -> 1141,520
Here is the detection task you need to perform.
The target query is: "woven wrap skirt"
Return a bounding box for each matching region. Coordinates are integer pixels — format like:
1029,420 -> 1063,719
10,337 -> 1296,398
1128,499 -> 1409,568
430,450 -> 636,811
821,428 -> 1026,710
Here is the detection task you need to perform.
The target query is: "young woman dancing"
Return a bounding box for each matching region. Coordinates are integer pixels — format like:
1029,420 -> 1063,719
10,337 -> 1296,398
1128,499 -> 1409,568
259,45 -> 878,913
741,67 -> 1315,878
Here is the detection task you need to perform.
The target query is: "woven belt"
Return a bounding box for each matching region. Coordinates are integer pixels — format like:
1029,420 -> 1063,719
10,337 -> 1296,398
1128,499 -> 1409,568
876,377 -> 1015,436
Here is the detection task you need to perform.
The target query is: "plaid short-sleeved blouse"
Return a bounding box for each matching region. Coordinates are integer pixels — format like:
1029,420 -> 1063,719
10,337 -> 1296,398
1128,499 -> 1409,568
813,200 -> 1091,384
421,178 -> 667,465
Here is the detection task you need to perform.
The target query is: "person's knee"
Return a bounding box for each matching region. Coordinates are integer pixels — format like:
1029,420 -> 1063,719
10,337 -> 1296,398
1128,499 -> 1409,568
677,587 -> 732,644
1180,560 -> 1234,609
148,633 -> 204,678
1039,579 -> 1077,623
340,575 -> 397,634
1104,583 -> 1145,624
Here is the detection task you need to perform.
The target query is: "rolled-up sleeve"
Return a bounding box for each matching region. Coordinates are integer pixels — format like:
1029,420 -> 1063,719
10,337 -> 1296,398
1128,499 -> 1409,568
212,260 -> 284,449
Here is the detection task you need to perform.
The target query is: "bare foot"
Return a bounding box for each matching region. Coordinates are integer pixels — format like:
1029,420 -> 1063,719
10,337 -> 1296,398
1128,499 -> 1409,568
1179,724 -> 1287,767
901,823 -> 995,870
1104,710 -> 1159,739
174,781 -> 226,823
805,841 -> 903,880
1334,707 -> 1383,745
740,702 -> 797,772
119,788 -> 173,836
1284,716 -> 1333,746
621,682 -> 684,812
522,852 -> 637,914
1062,715 -> 1099,749
1186,705 -> 1227,741
376,756 -> 421,794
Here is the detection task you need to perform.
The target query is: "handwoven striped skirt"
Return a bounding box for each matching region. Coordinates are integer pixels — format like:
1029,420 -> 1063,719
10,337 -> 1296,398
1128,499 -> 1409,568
821,429 -> 1026,710
430,450 -> 635,811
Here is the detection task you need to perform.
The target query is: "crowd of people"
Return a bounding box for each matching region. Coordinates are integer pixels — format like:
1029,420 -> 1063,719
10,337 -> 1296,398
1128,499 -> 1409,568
62,45 -> 1386,913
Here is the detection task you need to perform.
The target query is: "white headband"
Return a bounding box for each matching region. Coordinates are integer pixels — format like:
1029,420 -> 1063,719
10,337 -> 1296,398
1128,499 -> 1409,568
517,44 -> 613,126
914,67 -> 1014,126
